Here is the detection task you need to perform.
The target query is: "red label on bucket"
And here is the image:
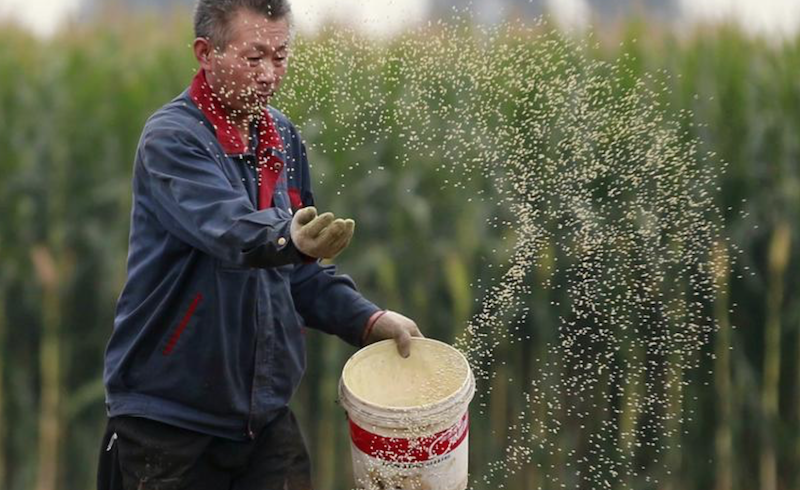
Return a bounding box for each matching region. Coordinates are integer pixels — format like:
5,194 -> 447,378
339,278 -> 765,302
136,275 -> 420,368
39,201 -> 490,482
349,412 -> 469,463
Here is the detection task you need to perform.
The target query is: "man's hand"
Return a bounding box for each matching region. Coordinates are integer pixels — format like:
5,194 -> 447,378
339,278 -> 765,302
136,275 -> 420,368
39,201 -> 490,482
364,310 -> 424,358
290,206 -> 355,259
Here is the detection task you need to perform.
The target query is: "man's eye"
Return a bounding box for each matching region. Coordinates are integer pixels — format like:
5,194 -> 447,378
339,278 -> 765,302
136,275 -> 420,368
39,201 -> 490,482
247,57 -> 262,62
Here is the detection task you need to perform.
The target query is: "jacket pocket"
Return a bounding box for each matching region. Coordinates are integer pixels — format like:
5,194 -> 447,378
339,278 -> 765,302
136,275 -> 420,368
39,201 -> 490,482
162,292 -> 203,355
216,256 -> 254,272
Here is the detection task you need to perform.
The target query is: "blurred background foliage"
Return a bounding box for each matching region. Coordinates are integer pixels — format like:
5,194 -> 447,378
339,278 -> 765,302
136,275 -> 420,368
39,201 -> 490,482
0,9 -> 798,490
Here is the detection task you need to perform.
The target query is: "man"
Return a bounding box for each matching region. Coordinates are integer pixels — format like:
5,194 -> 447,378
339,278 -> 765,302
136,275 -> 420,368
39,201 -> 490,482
98,0 -> 422,488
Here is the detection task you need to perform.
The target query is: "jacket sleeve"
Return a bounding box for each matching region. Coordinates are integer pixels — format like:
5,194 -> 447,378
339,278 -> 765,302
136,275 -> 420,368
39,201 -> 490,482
286,131 -> 381,346
291,263 -> 381,346
137,123 -> 306,268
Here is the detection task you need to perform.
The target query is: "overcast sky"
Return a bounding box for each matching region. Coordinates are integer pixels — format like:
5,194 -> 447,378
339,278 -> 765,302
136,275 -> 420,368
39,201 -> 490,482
1,0 -> 799,39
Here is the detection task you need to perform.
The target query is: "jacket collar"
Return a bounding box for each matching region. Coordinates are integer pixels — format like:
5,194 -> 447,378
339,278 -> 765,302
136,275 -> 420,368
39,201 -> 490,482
188,69 -> 284,157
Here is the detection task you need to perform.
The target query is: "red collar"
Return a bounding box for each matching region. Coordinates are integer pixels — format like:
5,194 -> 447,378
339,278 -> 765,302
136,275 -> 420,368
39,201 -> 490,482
189,69 -> 284,156
189,69 -> 285,209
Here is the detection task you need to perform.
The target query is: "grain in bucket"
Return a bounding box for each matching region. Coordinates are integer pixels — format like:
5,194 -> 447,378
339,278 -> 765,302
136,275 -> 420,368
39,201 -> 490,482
339,338 -> 475,490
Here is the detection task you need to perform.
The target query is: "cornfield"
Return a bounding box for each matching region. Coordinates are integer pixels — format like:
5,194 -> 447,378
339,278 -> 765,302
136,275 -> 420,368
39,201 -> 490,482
0,10 -> 798,490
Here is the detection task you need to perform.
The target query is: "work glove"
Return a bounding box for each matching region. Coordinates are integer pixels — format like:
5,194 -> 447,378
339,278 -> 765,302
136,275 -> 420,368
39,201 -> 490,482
290,206 -> 355,259
363,310 -> 424,358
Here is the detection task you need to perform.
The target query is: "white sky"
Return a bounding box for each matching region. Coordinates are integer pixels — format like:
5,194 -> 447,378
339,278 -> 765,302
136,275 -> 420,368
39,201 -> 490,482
291,0 -> 428,37
679,0 -> 800,38
545,0 -> 591,32
0,0 -> 82,36
0,0 -> 429,37
0,0 -> 799,39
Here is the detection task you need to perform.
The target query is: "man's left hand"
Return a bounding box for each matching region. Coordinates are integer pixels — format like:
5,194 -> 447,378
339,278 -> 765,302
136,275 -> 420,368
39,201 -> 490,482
364,311 -> 424,358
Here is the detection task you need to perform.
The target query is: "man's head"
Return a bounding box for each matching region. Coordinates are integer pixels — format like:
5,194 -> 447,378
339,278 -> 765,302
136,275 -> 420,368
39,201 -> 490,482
193,0 -> 293,122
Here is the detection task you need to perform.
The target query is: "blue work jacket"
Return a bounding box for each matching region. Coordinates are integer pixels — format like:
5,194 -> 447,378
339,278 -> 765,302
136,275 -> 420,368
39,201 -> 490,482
103,71 -> 380,440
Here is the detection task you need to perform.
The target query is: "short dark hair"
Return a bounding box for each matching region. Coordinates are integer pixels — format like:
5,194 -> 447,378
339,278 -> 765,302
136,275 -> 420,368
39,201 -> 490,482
194,0 -> 292,50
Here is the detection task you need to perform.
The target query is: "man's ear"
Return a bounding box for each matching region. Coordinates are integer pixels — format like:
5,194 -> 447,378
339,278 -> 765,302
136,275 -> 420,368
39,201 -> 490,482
193,37 -> 213,71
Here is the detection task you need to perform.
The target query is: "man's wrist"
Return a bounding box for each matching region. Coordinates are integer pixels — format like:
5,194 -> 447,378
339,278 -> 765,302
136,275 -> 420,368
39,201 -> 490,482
361,309 -> 388,346
288,236 -> 317,264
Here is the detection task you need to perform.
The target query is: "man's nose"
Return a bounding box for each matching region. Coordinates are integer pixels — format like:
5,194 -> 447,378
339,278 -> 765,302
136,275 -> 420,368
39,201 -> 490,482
255,62 -> 276,84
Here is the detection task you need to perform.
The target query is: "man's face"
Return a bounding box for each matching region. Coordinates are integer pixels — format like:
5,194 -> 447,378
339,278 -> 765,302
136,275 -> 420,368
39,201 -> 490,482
201,9 -> 290,119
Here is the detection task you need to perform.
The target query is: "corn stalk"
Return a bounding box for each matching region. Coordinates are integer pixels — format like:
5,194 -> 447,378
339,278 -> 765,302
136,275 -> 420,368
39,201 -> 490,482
32,246 -> 62,490
713,241 -> 733,490
760,222 -> 791,490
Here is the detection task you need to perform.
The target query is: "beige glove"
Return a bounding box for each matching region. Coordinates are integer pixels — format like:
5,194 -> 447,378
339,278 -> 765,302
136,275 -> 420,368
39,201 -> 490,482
290,206 -> 355,259
363,310 -> 424,358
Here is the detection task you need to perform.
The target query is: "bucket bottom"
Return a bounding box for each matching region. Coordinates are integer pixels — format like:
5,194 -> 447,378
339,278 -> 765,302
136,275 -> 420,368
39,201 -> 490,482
350,434 -> 469,490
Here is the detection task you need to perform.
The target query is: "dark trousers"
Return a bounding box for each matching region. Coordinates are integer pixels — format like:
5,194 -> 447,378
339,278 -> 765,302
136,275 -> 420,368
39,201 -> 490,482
97,408 -> 312,490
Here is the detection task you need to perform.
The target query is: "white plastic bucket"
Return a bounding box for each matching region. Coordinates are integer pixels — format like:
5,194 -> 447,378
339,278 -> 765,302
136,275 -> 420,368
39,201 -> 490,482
339,338 -> 475,490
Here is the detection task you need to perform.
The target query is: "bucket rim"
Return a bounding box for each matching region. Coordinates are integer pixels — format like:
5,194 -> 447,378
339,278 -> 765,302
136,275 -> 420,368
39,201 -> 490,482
340,337 -> 474,413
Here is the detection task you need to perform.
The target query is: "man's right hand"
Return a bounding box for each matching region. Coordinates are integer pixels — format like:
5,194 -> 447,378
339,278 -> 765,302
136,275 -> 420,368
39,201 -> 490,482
290,207 -> 355,259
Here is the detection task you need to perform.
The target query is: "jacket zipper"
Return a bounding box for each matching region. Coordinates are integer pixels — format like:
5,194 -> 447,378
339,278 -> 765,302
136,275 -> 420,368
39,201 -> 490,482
246,279 -> 260,440
246,333 -> 258,439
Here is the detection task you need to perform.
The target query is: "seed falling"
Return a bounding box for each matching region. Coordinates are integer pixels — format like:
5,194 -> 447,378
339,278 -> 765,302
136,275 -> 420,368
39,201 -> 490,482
266,13 -> 726,490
